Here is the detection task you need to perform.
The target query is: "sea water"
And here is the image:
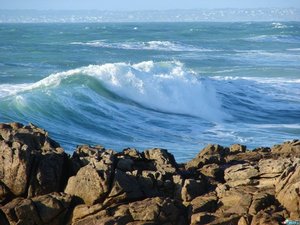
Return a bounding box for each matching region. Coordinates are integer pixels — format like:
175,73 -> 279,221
0,22 -> 299,161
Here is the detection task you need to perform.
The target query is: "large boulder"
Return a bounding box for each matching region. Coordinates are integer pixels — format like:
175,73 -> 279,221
0,192 -> 72,225
0,123 -> 68,202
65,145 -> 115,205
72,197 -> 187,225
224,163 -> 259,187
271,140 -> 300,156
143,148 -> 178,176
186,144 -> 229,170
275,161 -> 300,219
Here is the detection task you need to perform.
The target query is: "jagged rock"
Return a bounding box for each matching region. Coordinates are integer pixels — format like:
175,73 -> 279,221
210,215 -> 241,225
224,163 -> 259,187
181,178 -> 206,202
72,197 -> 186,225
238,215 -> 252,225
198,163 -> 224,182
104,169 -> 144,206
272,140 -> 300,155
122,148 -> 143,159
143,148 -> 178,176
217,186 -> 255,216
0,123 -> 67,203
71,203 -> 104,224
190,212 -> 216,225
1,192 -> 72,225
186,144 -> 229,170
71,145 -> 115,176
129,197 -> 186,224
275,161 -> 300,219
258,158 -> 293,187
250,211 -> 283,225
190,193 -> 218,214
65,165 -> 109,205
229,144 -> 247,153
248,193 -> 275,215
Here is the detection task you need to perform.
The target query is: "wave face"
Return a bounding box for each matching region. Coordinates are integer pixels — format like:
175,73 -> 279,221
1,22 -> 300,161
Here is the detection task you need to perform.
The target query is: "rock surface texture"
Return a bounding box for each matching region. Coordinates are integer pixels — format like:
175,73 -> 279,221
0,123 -> 299,225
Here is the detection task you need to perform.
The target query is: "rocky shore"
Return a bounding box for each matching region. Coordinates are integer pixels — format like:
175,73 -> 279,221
0,122 -> 299,225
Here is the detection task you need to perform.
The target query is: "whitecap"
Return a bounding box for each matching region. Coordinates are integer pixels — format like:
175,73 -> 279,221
1,61 -> 227,122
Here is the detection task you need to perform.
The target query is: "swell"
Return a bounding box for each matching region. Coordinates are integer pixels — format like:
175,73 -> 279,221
1,60 -> 299,160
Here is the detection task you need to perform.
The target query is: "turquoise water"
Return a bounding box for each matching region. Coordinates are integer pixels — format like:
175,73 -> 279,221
0,22 -> 299,161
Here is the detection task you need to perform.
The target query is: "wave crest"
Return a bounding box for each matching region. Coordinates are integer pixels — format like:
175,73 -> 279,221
3,61 -> 227,121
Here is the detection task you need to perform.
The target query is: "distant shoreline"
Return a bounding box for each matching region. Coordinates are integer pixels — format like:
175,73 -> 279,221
0,8 -> 299,23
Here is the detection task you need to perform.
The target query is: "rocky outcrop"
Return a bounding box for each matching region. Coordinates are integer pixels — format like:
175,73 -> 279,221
0,123 -> 299,224
0,123 -> 68,204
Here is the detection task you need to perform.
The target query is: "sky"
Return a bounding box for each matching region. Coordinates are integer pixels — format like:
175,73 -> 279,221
1,0 -> 300,10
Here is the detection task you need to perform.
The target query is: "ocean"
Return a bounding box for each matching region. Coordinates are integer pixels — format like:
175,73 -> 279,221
0,22 -> 299,161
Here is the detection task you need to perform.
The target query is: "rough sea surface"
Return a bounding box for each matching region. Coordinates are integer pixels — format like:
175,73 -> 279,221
0,22 -> 299,161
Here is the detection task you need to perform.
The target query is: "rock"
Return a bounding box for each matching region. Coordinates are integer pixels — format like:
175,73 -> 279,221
224,163 -> 259,187
122,148 -> 143,159
190,212 -> 215,225
229,144 -> 247,153
71,203 -> 104,223
198,163 -> 224,182
65,165 -> 109,205
181,178 -> 206,202
1,192 -> 72,225
0,123 -> 67,202
190,193 -> 218,214
71,145 -> 115,177
248,193 -> 275,215
238,215 -> 252,225
117,158 -> 134,171
129,197 -> 186,224
217,186 -> 255,216
250,211 -> 283,225
186,144 -> 229,170
258,158 -> 293,187
143,148 -> 178,176
272,140 -> 300,156
275,161 -> 300,219
104,169 -> 144,206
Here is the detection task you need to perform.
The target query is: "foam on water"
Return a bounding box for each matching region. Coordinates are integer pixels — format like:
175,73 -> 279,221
70,40 -> 215,52
1,61 -> 227,121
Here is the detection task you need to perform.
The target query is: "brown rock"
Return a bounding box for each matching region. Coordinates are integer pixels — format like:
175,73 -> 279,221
186,144 -> 229,170
1,192 -> 72,225
271,140 -> 300,156
199,163 -> 224,182
248,193 -> 275,215
224,163 -> 259,187
238,215 -> 252,225
181,178 -> 206,202
65,165 -> 108,205
258,158 -> 293,187
229,144 -> 247,153
275,161 -> 300,219
190,193 -> 218,214
0,123 -> 67,202
129,197 -> 186,224
250,211 -> 282,225
143,148 -> 178,175
104,169 -> 143,205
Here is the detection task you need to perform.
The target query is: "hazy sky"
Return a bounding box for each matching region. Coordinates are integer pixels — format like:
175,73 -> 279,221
1,0 -> 300,10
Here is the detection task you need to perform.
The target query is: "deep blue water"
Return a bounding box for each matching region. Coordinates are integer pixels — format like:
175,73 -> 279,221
0,22 -> 299,161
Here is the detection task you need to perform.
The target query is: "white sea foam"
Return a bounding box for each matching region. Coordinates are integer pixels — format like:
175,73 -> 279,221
271,22 -> 288,29
245,35 -> 299,43
70,40 -> 215,52
0,83 -> 32,98
1,61 -> 227,121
